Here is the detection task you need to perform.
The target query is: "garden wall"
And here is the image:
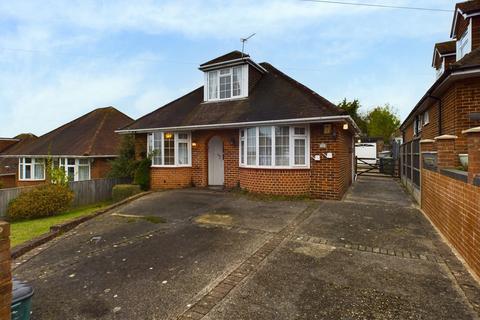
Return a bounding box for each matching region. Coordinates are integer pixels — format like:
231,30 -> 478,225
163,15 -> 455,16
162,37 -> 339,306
0,221 -> 11,319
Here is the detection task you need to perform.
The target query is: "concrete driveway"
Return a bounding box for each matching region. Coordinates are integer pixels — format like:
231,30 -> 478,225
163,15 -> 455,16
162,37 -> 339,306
13,178 -> 480,320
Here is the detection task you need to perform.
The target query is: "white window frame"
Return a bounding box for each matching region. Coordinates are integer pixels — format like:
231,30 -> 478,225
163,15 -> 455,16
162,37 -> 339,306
204,65 -> 248,102
57,158 -> 91,182
148,131 -> 192,167
18,157 -> 45,181
423,111 -> 430,126
239,125 -> 310,169
457,22 -> 472,60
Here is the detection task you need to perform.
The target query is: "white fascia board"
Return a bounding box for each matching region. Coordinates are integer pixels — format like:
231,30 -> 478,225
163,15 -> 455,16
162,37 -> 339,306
116,115 -> 361,135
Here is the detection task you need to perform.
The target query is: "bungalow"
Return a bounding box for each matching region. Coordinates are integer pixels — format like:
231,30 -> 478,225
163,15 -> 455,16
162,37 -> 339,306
0,107 -> 133,187
118,51 -> 360,199
400,0 -> 480,199
0,134 -> 37,188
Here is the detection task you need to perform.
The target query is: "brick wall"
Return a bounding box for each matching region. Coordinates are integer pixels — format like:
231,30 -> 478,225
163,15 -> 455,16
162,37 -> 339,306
421,169 -> 480,277
91,158 -> 113,179
0,175 -> 16,189
0,221 -> 11,319
239,168 -> 310,195
472,17 -> 480,50
150,167 -> 192,190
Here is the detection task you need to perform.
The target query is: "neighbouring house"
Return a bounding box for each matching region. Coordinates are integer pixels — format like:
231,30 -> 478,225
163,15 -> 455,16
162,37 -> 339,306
118,51 -> 360,199
0,107 -> 133,187
400,0 -> 480,199
0,134 -> 37,188
399,0 -> 480,279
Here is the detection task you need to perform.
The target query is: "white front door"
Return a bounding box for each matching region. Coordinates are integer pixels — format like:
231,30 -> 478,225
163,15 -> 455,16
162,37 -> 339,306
208,136 -> 224,186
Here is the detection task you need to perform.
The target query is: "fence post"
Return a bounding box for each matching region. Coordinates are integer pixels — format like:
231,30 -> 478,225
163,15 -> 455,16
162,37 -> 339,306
462,127 -> 480,184
434,135 -> 458,169
0,221 -> 11,319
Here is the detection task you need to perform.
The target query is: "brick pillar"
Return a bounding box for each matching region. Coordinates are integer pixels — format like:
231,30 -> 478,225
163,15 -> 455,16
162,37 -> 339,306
0,221 -> 11,319
419,139 -> 435,152
462,127 -> 480,184
434,135 -> 458,169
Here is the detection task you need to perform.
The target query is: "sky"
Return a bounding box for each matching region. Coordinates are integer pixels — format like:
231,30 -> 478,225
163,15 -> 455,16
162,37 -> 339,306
0,0 -> 458,137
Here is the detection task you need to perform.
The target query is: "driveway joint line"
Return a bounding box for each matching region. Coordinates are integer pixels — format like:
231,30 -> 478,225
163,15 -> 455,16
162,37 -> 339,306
176,203 -> 319,320
291,234 -> 445,263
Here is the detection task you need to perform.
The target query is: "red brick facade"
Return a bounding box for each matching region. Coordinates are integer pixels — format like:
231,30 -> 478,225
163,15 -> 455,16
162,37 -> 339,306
140,123 -> 354,199
0,221 -> 11,319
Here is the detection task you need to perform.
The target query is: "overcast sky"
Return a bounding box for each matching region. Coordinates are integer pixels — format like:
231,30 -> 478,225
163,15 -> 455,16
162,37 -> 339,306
0,0 -> 457,137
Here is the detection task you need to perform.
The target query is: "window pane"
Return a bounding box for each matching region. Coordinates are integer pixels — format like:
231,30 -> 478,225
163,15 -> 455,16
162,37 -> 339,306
247,128 -> 256,165
25,164 -> 31,179
294,139 -> 306,165
178,133 -> 188,140
240,140 -> 245,164
164,133 -> 175,165
294,127 -> 306,135
78,159 -> 89,165
68,158 -> 75,165
67,167 -> 75,180
259,126 -> 272,166
178,142 -> 188,165
25,158 -> 31,164
219,75 -> 231,99
208,71 -> 218,99
275,126 -> 289,166
19,164 -> 24,179
34,160 -> 45,180
78,165 -> 90,181
233,66 -> 242,96
153,132 -> 162,165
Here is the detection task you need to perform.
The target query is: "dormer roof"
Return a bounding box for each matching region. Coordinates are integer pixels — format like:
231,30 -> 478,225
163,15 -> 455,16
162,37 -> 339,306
199,50 -> 267,73
432,40 -> 456,67
450,0 -> 480,38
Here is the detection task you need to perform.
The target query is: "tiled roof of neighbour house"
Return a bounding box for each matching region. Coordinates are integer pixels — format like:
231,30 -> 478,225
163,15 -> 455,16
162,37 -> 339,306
401,47 -> 480,130
0,134 -> 37,176
435,41 -> 456,55
200,51 -> 249,67
456,0 -> 480,14
121,62 -> 346,131
0,107 -> 133,157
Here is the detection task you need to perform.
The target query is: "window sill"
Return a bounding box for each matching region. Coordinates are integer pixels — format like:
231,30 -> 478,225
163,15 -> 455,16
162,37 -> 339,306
440,168 -> 468,183
202,96 -> 248,104
239,165 -> 310,170
151,165 -> 192,168
18,179 -> 45,182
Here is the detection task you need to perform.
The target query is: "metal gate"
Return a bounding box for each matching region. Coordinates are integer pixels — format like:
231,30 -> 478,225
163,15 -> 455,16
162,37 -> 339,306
400,138 -> 421,202
355,157 -> 395,178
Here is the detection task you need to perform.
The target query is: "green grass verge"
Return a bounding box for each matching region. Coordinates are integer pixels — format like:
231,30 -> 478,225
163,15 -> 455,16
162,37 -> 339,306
10,202 -> 111,247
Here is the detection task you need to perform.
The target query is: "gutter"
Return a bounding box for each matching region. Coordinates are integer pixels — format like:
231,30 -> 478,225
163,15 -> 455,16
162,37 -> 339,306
115,115 -> 362,135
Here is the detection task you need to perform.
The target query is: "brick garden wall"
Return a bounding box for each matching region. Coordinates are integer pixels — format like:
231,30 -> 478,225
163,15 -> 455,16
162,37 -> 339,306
421,169 -> 480,277
239,168 -> 310,196
0,221 -> 11,319
150,167 -> 193,190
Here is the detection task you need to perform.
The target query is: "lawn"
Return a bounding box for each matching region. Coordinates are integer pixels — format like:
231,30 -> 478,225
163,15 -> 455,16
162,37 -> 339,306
10,202 -> 111,247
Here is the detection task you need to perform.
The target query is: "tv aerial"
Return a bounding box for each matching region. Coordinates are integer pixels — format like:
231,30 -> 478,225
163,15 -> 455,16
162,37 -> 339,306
241,33 -> 256,57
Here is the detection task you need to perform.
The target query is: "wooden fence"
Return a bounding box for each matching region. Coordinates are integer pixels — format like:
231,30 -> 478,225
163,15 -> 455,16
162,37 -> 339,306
0,178 -> 131,217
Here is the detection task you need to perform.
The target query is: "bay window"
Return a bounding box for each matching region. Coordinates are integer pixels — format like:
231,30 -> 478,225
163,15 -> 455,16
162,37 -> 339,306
148,132 -> 192,167
19,157 -> 45,180
239,126 -> 309,168
205,65 -> 247,101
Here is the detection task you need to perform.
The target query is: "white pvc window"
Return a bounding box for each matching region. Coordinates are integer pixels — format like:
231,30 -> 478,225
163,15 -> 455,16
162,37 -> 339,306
423,111 -> 430,126
205,65 -> 247,101
148,132 -> 191,167
19,157 -> 45,181
58,158 -> 91,181
239,126 -> 309,168
457,23 -> 472,60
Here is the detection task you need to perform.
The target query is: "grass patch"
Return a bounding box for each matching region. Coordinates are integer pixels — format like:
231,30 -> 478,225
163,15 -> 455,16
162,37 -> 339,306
10,202 -> 111,247
195,212 -> 233,226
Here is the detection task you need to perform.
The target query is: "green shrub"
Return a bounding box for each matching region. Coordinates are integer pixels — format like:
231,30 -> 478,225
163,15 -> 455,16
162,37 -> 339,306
112,184 -> 141,202
134,157 -> 151,191
7,185 -> 74,221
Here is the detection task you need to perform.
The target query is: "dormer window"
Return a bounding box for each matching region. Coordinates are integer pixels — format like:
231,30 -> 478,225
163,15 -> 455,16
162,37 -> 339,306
205,65 -> 248,101
457,23 -> 472,60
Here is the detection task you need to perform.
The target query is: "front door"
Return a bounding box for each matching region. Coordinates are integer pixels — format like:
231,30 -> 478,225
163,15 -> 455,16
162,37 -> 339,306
208,136 -> 224,186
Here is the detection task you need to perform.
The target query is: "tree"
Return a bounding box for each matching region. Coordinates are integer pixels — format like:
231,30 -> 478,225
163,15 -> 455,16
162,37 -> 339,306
108,134 -> 138,179
365,104 -> 401,143
338,98 -> 368,135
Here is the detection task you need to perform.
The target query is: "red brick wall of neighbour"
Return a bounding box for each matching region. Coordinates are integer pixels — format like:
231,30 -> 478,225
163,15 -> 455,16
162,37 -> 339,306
239,168 -> 310,195
421,169 -> 480,278
0,175 -> 16,189
0,221 -> 11,319
150,167 -> 193,190
91,158 -> 113,179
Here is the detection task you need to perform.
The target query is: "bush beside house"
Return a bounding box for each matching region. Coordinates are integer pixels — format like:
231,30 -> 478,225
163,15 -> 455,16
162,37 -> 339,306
112,184 -> 141,202
7,185 -> 74,221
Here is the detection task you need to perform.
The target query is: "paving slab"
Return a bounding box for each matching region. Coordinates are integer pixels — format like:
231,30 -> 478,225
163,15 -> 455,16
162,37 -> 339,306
205,240 -> 479,320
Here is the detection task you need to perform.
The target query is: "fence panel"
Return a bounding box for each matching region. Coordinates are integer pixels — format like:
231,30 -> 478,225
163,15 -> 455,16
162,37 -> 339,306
0,178 -> 131,217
